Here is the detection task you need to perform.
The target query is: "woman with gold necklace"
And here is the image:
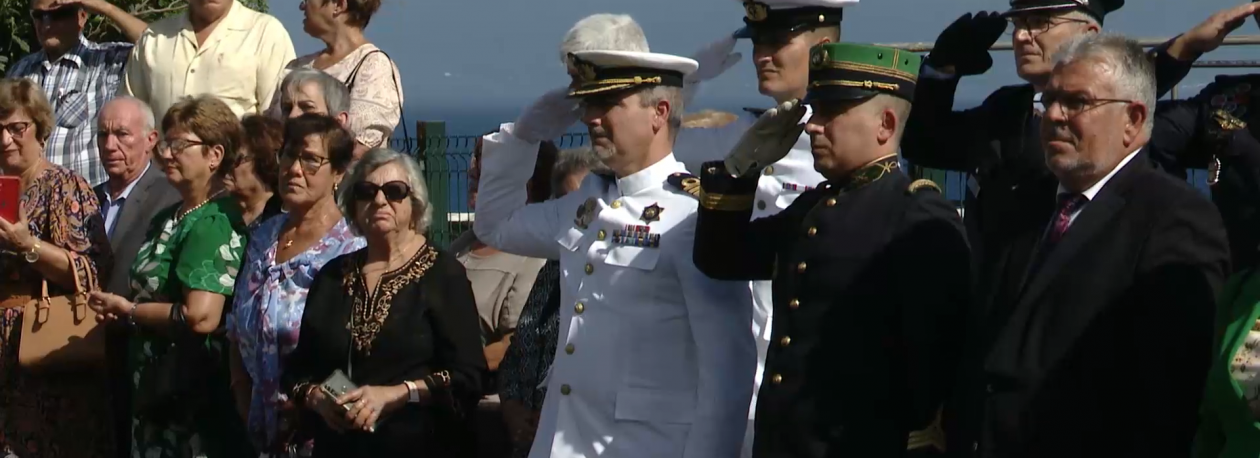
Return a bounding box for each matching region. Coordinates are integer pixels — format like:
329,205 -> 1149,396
226,114 -> 364,455
89,95 -> 253,457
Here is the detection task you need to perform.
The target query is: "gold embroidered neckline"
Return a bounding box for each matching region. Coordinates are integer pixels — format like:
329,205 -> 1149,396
344,243 -> 439,355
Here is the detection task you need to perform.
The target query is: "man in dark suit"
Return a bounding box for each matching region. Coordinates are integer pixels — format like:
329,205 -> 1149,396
689,42 -> 971,457
92,96 -> 179,458
949,34 -> 1230,458
902,0 -> 1257,262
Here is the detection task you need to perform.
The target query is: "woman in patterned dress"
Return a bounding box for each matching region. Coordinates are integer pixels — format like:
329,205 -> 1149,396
227,114 -> 364,454
282,148 -> 486,457
88,95 -> 252,458
0,79 -> 114,457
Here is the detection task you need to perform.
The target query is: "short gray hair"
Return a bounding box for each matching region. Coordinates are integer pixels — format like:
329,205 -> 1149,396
1052,33 -> 1155,132
637,86 -> 684,139
552,147 -> 608,192
338,148 -> 433,235
559,14 -> 649,64
105,95 -> 156,131
282,68 -> 351,115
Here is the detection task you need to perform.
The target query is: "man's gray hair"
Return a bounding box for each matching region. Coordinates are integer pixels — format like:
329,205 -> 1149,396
558,14 -> 649,64
105,95 -> 156,131
553,147 -> 609,192
638,86 -> 684,139
1052,33 -> 1155,132
282,68 -> 351,115
338,148 -> 433,235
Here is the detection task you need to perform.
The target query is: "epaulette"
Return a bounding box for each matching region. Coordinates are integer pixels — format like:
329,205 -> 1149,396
908,179 -> 942,195
667,172 -> 701,198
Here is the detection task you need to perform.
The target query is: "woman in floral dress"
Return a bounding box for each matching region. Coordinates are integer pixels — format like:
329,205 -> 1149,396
0,79 -> 114,457
89,96 -> 252,458
227,115 -> 364,454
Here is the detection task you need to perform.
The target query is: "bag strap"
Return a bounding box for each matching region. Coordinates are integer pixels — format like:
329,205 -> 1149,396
345,48 -> 410,154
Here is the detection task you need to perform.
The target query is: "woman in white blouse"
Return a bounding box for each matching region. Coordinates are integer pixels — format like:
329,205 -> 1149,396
275,0 -> 404,159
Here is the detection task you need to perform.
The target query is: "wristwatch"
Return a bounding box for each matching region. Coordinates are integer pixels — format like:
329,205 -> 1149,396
24,240 -> 40,264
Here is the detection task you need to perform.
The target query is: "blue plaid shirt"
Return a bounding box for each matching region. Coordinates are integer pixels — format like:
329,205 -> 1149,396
6,36 -> 132,186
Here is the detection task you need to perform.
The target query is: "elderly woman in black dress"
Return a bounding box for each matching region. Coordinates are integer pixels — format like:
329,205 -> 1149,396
282,147 -> 485,457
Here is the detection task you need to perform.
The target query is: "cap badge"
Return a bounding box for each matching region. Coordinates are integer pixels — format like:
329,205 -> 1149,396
810,48 -> 828,69
640,203 -> 664,224
744,1 -> 769,22
569,54 -> 598,85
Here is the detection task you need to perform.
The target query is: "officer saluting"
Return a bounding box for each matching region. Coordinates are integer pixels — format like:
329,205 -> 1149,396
473,49 -> 756,458
674,3 -> 851,455
687,42 -> 971,457
901,0 -> 1253,260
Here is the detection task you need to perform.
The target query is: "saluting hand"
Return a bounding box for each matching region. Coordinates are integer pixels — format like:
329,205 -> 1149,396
928,11 -> 1007,77
724,99 -> 807,177
1169,2 -> 1260,60
514,87 -> 581,143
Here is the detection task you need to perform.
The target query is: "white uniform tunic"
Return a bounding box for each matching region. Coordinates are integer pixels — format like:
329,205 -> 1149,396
474,124 -> 757,458
673,107 -> 825,457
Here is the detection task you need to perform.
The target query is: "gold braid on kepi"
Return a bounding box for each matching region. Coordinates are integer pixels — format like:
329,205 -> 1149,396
566,51 -> 698,98
806,43 -> 920,104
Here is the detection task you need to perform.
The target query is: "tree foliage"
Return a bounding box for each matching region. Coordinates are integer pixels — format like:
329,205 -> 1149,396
1,0 -> 269,73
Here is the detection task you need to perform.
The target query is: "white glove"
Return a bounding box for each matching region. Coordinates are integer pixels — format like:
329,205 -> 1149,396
513,87 -> 581,143
682,32 -> 743,106
723,99 -> 807,177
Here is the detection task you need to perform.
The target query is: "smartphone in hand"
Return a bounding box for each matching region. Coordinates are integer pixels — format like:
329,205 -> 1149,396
0,176 -> 19,224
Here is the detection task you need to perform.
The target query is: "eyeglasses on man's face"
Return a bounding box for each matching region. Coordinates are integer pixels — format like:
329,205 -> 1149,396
1006,15 -> 1090,37
1038,91 -> 1135,119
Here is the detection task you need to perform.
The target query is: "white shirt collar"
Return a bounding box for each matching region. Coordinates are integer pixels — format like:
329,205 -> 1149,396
105,161 -> 152,205
615,153 -> 686,197
1056,147 -> 1142,201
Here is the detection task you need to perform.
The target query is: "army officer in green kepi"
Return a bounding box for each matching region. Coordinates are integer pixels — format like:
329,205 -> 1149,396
684,42 -> 971,457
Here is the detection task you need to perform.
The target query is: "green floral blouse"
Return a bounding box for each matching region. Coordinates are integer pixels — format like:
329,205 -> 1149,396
127,196 -> 251,458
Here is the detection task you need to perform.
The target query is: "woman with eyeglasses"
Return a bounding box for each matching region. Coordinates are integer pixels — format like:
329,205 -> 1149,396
227,114 -> 365,455
226,115 -> 286,230
88,95 -> 253,458
0,79 -> 114,456
282,148 -> 485,457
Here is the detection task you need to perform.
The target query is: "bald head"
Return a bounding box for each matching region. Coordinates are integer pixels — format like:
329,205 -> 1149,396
98,97 -> 159,189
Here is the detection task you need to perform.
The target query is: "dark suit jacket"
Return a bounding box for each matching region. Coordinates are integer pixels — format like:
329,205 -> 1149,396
692,158 -> 971,458
901,45 -> 1194,266
948,151 -> 1230,458
93,163 -> 179,297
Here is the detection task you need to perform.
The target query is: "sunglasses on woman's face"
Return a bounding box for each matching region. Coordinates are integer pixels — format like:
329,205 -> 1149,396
352,180 -> 411,202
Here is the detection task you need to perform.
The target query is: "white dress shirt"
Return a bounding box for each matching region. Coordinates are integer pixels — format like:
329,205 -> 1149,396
1056,147 -> 1142,228
101,161 -> 151,239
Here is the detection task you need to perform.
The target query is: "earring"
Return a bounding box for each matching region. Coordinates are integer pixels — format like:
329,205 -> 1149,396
333,183 -> 339,193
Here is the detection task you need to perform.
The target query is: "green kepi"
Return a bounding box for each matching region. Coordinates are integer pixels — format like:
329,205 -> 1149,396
804,42 -> 921,104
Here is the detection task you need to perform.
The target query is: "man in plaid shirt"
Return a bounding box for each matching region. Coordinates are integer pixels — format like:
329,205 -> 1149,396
6,0 -> 147,186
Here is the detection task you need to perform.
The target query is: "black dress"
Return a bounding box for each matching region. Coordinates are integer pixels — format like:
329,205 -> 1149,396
282,243 -> 487,457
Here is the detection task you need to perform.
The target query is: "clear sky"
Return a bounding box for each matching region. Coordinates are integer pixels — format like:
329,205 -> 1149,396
268,0 -> 1260,133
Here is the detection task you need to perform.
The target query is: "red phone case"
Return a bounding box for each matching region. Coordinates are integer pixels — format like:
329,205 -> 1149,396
0,176 -> 20,224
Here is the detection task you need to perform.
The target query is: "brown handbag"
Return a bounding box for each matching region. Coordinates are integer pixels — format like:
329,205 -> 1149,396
18,251 -> 106,371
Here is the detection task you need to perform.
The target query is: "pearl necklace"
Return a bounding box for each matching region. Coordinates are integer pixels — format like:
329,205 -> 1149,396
174,191 -> 223,222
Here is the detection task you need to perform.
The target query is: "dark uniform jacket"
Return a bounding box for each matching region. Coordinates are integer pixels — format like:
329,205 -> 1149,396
688,156 -> 971,458
949,152 -> 1230,458
1150,73 -> 1260,271
901,46 -> 1194,264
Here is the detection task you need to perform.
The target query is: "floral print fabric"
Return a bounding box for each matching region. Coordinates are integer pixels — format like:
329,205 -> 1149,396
0,165 -> 112,458
227,214 -> 364,446
127,197 -> 248,458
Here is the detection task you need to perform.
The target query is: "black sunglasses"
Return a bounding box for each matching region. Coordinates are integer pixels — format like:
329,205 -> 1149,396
352,181 -> 411,202
30,5 -> 80,23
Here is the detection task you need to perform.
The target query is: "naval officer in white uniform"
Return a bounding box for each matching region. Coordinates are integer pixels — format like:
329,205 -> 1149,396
673,1 -> 854,456
474,50 -> 756,458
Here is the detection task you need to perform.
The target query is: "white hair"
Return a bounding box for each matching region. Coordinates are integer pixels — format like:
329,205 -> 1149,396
637,86 -> 685,139
1052,33 -> 1155,132
558,14 -> 649,64
338,148 -> 433,235
106,95 -> 156,131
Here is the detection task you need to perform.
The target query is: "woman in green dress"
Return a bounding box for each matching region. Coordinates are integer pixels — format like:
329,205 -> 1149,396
89,95 -> 253,458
